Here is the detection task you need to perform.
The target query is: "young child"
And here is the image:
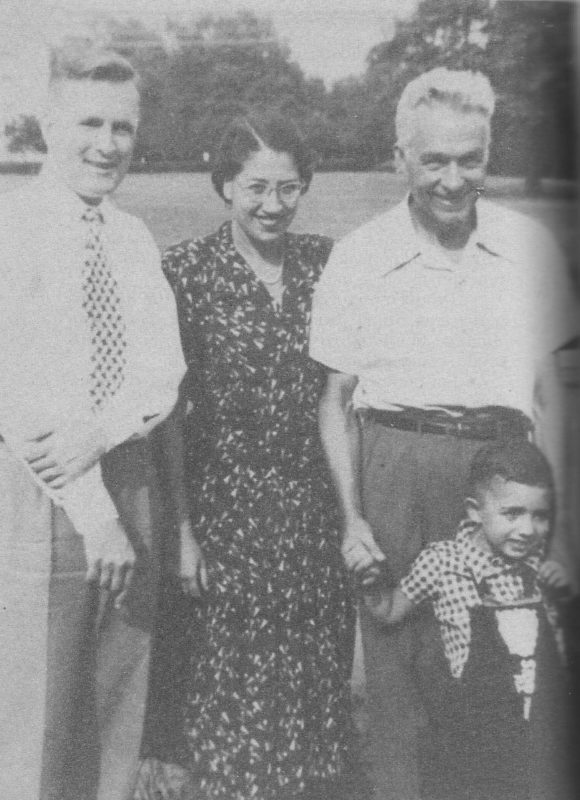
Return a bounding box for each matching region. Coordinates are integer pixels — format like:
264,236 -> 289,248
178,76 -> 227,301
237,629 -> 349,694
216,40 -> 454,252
363,438 -> 574,800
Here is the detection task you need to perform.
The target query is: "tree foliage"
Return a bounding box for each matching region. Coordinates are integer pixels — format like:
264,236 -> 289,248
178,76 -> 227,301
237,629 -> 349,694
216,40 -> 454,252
359,0 -> 575,182
4,115 -> 45,154
3,2 -> 575,189
347,0 -> 491,163
486,0 -> 576,190
112,10 -> 334,165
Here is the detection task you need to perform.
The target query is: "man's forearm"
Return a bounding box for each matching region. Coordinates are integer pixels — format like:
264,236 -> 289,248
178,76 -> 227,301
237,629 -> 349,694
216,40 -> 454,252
2,428 -> 119,542
319,372 -> 363,524
98,380 -> 181,451
60,466 -> 120,538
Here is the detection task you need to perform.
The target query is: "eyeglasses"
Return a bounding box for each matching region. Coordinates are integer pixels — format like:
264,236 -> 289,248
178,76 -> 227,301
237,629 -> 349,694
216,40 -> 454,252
237,180 -> 305,205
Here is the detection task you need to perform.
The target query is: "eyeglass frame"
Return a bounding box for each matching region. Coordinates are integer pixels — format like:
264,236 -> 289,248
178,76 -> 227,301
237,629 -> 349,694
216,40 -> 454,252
234,179 -> 306,205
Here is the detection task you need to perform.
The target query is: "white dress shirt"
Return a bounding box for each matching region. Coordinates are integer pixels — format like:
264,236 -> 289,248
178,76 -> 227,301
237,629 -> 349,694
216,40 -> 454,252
310,198 -> 578,417
0,166 -> 186,541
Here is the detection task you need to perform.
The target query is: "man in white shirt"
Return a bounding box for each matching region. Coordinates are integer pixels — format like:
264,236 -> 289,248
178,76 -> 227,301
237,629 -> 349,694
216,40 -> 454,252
310,68 -> 578,800
0,46 -> 185,800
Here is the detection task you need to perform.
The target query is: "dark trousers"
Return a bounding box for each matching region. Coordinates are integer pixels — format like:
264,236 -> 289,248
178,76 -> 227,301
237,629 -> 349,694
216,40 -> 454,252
359,421 -> 484,800
0,438 -> 166,800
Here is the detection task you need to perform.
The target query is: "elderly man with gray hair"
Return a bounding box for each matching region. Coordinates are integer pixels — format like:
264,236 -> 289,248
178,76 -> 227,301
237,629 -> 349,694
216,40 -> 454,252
310,67 -> 578,800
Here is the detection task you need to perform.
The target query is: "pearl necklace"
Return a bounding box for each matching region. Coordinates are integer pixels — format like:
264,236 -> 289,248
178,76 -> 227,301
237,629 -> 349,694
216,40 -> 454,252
251,262 -> 283,285
231,220 -> 284,285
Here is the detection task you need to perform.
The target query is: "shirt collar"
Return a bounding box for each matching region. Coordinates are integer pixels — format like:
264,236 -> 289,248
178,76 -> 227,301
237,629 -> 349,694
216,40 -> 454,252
37,159 -> 114,225
377,199 -> 422,276
471,198 -> 512,259
455,519 -> 542,585
379,195 -> 508,277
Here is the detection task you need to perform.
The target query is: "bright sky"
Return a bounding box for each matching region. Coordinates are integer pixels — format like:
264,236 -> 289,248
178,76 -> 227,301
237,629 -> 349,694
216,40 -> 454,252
0,0 -> 419,132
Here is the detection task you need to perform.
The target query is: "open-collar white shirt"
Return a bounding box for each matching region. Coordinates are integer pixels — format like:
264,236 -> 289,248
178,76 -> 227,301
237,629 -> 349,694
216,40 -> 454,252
310,197 -> 578,416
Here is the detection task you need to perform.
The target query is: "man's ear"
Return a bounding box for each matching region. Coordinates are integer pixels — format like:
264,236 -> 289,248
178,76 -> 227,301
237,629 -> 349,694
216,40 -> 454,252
465,496 -> 482,524
39,111 -> 53,151
394,146 -> 406,174
222,180 -> 233,203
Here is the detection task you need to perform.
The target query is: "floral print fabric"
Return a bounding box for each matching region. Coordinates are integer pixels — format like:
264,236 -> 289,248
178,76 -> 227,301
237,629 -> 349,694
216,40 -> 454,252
162,221 -> 354,800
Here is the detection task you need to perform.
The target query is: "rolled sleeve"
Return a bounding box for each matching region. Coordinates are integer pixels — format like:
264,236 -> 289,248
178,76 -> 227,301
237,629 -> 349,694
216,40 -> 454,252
100,221 -> 186,450
99,308 -> 185,450
309,245 -> 361,376
98,376 -> 181,451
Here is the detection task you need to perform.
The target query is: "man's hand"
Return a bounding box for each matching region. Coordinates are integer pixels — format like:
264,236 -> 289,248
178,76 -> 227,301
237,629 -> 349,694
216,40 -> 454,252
85,518 -> 135,609
341,516 -> 386,574
178,519 -> 208,598
20,417 -> 107,489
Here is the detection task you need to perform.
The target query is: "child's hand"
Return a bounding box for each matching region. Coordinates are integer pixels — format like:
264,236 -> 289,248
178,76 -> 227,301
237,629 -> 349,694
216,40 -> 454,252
363,586 -> 391,622
539,560 -> 572,597
362,585 -> 415,625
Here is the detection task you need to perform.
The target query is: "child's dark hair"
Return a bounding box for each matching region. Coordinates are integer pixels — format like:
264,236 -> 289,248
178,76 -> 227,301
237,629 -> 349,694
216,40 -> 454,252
211,109 -> 314,202
468,438 -> 554,496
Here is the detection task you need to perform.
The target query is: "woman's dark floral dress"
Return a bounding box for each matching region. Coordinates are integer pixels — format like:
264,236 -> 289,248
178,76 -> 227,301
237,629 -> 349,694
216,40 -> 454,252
162,221 -> 355,800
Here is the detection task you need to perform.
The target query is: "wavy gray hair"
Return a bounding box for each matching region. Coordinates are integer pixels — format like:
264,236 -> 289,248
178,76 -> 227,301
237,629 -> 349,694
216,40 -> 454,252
396,67 -> 495,152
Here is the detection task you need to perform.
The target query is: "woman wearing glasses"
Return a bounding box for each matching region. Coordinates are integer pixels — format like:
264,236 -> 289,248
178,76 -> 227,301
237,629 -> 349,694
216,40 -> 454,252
159,112 -> 354,800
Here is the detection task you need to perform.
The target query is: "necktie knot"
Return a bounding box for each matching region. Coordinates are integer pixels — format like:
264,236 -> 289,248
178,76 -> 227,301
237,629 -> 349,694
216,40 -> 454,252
82,206 -> 104,225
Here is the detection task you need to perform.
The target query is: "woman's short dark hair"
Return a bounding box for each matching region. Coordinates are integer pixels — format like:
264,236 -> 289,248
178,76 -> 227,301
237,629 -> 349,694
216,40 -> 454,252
211,110 -> 314,202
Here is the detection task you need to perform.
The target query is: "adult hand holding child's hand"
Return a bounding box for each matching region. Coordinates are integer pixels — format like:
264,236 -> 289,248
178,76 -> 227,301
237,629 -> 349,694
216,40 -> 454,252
341,516 -> 385,574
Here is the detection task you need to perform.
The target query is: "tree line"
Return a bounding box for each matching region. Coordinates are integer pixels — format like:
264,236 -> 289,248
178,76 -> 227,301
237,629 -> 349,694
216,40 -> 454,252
5,1 -> 576,191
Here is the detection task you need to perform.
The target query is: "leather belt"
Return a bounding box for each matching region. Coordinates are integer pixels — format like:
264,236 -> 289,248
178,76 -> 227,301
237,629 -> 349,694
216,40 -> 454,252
366,408 -> 532,441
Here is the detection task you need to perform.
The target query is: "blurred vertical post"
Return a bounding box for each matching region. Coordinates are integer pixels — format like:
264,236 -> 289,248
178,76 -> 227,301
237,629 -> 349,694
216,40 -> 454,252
564,0 -> 580,579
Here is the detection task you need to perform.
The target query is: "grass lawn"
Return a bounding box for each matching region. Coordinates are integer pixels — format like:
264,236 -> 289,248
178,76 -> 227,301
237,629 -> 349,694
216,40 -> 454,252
118,172 -> 579,269
1,171 -> 576,270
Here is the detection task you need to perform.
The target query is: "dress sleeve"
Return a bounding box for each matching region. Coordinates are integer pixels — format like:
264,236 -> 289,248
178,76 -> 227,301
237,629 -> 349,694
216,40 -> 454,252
162,239 -> 207,374
162,239 -> 210,428
161,240 -> 187,294
305,233 -> 334,274
400,545 -> 444,605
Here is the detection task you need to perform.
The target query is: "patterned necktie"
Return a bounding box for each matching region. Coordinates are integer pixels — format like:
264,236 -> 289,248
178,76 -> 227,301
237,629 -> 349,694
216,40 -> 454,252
81,206 -> 127,409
